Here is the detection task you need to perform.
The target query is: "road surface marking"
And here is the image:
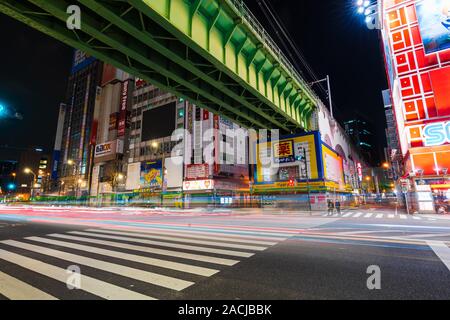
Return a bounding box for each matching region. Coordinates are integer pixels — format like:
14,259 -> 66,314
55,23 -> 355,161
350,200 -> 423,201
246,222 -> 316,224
376,214 -> 384,219
413,216 -> 422,220
48,233 -> 239,266
353,213 -> 363,218
84,229 -> 268,251
427,241 -> 450,272
27,236 -> 219,277
388,214 -> 395,219
342,213 -> 353,218
1,240 -> 193,291
364,213 -> 374,218
0,271 -> 57,300
0,249 -> 153,300
69,231 -> 254,258
400,215 -> 408,219
107,225 -> 287,242
97,227 -> 278,246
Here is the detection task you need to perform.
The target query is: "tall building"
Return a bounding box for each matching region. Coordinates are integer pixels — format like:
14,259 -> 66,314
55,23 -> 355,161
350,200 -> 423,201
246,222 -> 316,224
383,89 -> 403,180
344,118 -> 377,164
379,0 -> 450,213
124,78 -> 250,207
57,50 -> 104,196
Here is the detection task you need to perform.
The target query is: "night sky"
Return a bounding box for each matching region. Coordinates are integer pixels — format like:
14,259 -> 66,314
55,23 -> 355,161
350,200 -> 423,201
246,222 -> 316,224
0,0 -> 388,161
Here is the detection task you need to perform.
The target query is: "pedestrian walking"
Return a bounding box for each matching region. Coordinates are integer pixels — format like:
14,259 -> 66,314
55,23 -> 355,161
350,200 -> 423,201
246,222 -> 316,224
335,199 -> 341,215
327,200 -> 334,216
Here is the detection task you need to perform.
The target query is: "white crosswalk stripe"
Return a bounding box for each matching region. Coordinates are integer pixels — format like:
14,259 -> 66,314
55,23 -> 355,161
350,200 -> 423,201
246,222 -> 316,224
0,225 -> 293,300
364,213 -> 374,218
342,213 -> 353,217
26,236 -> 219,277
0,271 -> 57,300
376,214 -> 384,219
84,229 -> 268,251
400,214 -> 408,219
68,231 -> 255,257
1,240 -> 194,291
48,233 -> 239,266
353,213 -> 363,218
0,249 -> 154,300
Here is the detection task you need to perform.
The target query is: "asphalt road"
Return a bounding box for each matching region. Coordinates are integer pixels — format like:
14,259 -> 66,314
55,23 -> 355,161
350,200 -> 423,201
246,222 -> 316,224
0,205 -> 449,300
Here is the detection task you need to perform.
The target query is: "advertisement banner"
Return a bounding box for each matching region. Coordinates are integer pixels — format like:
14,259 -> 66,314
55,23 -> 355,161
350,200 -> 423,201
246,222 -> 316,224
186,164 -> 209,180
273,140 -> 295,164
183,179 -> 214,191
416,0 -> 450,54
140,161 -> 163,189
118,80 -> 130,137
71,49 -> 95,74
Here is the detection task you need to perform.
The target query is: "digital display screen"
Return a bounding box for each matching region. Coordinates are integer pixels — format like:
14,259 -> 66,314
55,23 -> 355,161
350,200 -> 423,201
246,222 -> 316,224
416,0 -> 450,54
141,102 -> 176,141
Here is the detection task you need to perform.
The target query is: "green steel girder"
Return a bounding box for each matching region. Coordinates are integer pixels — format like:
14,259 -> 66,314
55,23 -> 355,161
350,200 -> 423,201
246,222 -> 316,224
30,0 -> 288,131
0,0 -> 264,130
127,0 -> 316,128
74,0 -> 292,130
0,0 -> 318,132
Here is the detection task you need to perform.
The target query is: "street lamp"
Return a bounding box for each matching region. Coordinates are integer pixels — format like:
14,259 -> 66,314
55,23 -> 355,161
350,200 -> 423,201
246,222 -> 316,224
24,168 -> 37,197
356,0 -> 380,30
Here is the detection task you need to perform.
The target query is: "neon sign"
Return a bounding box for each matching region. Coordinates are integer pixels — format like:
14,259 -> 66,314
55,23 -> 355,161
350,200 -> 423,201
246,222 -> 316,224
423,121 -> 450,146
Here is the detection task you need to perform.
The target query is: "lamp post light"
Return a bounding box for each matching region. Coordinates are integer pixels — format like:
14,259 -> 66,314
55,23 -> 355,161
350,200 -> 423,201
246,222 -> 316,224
24,168 -> 37,198
356,0 -> 380,30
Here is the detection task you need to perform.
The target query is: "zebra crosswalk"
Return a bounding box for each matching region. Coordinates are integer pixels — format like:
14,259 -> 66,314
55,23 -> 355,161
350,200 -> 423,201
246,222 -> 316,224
0,225 -> 291,300
322,211 -> 434,221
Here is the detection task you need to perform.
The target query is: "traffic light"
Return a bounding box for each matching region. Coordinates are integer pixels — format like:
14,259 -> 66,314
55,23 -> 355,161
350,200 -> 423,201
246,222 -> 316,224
7,183 -> 16,191
288,179 -> 295,187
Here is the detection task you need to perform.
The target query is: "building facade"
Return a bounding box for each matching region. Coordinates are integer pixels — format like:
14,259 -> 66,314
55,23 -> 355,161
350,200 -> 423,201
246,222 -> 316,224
380,0 -> 450,213
58,50 -> 103,196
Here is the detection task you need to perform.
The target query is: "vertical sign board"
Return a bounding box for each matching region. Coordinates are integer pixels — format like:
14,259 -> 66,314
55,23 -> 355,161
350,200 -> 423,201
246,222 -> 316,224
118,80 -> 130,137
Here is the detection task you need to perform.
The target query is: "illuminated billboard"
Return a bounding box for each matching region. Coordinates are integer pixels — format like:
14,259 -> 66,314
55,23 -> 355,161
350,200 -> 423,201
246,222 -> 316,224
416,0 -> 450,54
140,160 -> 163,188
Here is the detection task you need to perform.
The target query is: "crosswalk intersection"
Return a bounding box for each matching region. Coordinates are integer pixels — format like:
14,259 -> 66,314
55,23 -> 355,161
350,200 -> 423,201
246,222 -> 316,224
322,211 -> 435,221
0,225 -> 292,300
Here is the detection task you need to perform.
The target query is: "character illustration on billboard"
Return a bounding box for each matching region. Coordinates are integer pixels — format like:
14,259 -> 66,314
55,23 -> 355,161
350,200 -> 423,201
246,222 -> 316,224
140,161 -> 163,188
417,0 -> 450,54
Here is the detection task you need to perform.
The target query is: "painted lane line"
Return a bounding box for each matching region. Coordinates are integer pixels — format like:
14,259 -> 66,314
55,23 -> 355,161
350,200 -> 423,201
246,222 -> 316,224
68,231 -> 254,258
0,249 -> 153,300
48,233 -> 239,266
427,241 -> 450,272
84,229 -> 268,251
1,240 -> 193,291
27,236 -> 219,277
0,271 -> 58,300
96,227 -> 278,246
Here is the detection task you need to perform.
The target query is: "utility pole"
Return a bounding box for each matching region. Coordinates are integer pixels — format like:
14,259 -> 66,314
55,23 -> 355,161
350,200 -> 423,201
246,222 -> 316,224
310,75 -> 333,119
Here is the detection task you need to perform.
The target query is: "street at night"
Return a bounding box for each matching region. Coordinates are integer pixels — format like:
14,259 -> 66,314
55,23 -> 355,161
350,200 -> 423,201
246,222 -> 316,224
1,0 -> 450,309
0,205 -> 449,300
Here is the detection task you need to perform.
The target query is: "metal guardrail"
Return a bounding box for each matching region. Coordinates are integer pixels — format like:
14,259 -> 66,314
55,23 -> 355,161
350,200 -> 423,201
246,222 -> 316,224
227,0 -> 322,105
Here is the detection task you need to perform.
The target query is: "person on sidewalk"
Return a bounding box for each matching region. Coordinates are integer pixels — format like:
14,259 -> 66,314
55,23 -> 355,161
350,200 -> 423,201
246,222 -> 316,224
335,199 -> 341,215
327,200 -> 334,216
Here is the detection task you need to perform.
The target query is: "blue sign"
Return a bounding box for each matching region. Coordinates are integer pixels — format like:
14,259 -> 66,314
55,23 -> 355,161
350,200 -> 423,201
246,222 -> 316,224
417,0 -> 450,54
51,150 -> 61,180
423,121 -> 450,146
